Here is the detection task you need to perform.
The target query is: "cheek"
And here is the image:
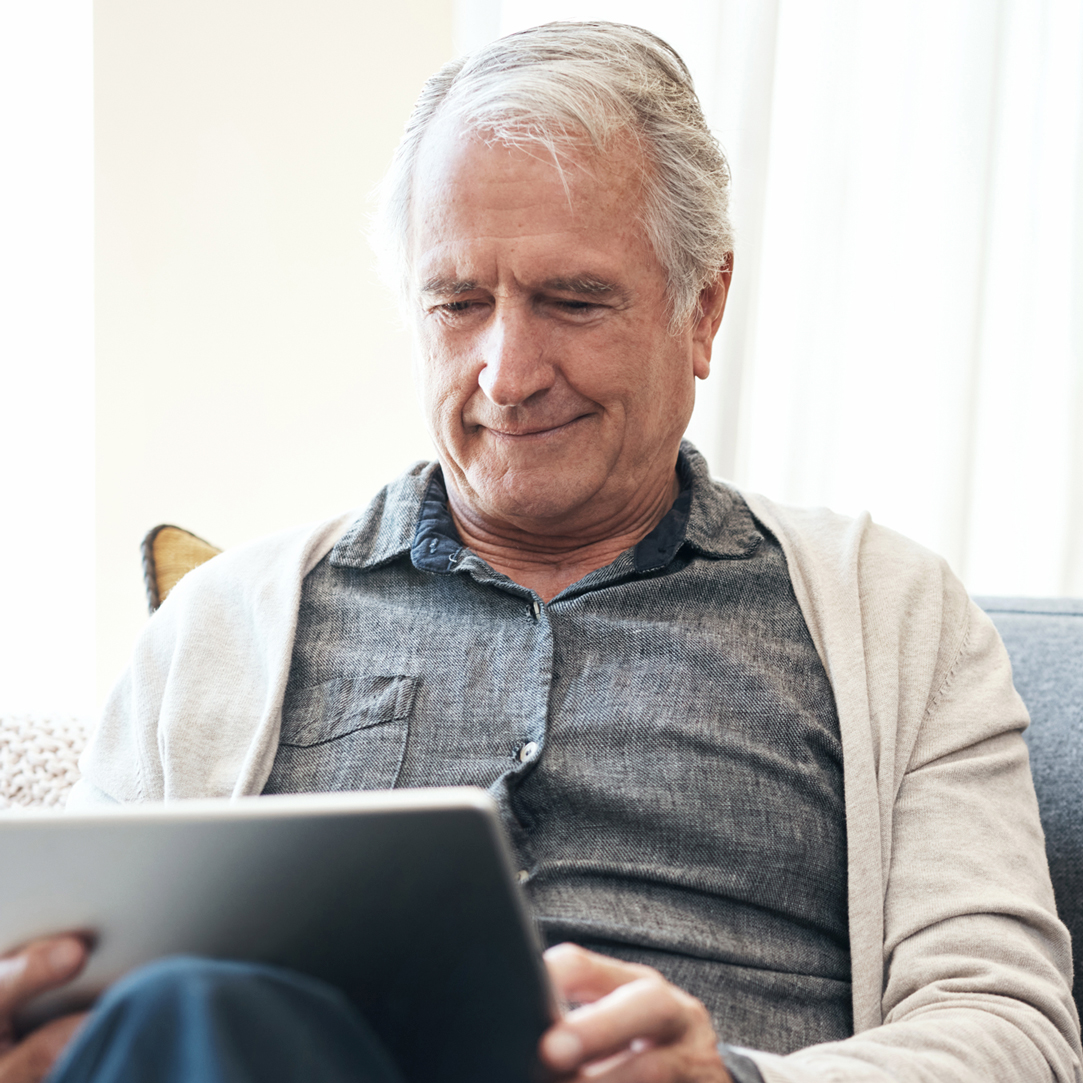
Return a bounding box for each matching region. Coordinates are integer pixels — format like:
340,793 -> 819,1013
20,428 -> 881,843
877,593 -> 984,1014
414,343 -> 479,431
576,326 -> 681,409
616,338 -> 696,434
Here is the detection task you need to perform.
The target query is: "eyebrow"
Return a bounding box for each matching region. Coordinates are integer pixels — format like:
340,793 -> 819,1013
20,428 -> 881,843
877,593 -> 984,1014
420,276 -> 478,296
541,275 -> 625,299
419,274 -> 627,300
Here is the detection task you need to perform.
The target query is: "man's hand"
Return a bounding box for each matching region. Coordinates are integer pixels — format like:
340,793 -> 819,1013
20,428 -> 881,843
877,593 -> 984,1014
0,937 -> 89,1083
539,943 -> 732,1082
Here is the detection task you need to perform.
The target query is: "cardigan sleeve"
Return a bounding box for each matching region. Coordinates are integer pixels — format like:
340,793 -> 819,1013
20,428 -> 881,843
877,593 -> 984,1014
739,499 -> 1081,1082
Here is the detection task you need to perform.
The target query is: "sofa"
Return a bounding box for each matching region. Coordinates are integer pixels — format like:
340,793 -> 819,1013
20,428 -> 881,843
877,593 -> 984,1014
1,596 -> 1079,1011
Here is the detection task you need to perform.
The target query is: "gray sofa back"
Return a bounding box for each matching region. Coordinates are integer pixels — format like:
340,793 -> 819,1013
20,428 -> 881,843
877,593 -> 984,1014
977,597 -> 1083,1015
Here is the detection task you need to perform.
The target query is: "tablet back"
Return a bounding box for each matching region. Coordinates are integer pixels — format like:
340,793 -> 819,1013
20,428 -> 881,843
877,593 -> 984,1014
0,788 -> 552,1083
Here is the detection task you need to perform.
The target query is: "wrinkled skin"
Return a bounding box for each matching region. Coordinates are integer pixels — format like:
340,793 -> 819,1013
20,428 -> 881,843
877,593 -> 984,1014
409,126 -> 730,600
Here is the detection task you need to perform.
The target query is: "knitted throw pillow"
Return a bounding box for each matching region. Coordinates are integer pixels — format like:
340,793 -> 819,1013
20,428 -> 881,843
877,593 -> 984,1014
0,716 -> 89,810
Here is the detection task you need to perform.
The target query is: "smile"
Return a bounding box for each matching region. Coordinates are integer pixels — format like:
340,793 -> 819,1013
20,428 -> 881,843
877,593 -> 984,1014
484,415 -> 591,439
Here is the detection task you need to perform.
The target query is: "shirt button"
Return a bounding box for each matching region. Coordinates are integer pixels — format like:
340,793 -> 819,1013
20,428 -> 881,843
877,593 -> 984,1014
531,599 -> 541,619
516,869 -> 530,884
517,741 -> 539,763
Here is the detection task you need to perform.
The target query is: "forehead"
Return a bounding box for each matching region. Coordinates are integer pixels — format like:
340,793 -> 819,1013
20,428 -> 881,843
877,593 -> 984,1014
408,121 -> 656,287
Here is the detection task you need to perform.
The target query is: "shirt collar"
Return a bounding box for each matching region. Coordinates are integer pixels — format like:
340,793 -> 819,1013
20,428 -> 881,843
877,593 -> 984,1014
329,442 -> 761,574
679,442 -> 763,561
329,460 -> 441,572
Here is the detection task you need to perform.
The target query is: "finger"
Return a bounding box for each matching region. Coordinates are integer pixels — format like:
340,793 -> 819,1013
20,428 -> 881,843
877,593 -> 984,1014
0,1012 -> 88,1083
0,939 -> 88,1022
544,943 -> 658,1006
541,975 -> 695,1073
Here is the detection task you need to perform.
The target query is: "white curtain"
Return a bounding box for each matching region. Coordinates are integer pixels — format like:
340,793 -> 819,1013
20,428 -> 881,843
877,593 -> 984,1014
456,0 -> 1083,597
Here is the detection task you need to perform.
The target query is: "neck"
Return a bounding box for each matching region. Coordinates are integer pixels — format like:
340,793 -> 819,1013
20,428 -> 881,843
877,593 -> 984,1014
446,469 -> 681,603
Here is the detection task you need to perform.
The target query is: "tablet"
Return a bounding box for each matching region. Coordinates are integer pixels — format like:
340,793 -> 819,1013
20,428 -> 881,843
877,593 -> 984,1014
0,787 -> 554,1083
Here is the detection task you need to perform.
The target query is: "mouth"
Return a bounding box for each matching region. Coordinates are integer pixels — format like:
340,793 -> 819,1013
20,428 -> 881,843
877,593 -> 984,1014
483,414 -> 592,440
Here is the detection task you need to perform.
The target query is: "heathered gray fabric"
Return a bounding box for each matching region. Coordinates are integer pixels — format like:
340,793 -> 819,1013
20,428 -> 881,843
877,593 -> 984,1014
265,447 -> 852,1054
976,596 -> 1083,1019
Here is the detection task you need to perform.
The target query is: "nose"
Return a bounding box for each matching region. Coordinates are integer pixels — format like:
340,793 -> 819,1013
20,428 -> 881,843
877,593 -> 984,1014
476,306 -> 556,407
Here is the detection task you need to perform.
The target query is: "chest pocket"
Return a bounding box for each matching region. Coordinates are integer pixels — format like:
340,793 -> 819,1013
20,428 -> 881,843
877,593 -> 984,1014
263,674 -> 419,795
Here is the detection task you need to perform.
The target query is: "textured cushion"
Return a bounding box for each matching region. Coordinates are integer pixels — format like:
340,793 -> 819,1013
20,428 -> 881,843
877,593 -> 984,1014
0,715 -> 89,810
977,597 -> 1083,1011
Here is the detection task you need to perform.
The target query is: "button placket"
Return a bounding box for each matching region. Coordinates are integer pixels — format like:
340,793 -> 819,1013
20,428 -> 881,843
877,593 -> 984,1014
502,587 -> 553,857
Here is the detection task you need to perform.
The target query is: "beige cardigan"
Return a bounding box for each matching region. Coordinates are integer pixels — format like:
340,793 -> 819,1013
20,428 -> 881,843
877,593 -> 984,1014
72,483 -> 1082,1081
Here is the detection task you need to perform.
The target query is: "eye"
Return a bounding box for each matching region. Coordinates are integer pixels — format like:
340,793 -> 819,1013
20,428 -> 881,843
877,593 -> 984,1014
547,297 -> 608,320
426,298 -> 485,320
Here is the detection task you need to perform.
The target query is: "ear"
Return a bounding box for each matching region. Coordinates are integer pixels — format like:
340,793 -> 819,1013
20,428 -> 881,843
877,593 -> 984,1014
691,260 -> 733,380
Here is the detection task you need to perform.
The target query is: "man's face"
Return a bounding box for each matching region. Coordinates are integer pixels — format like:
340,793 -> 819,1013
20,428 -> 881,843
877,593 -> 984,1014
408,124 -> 726,532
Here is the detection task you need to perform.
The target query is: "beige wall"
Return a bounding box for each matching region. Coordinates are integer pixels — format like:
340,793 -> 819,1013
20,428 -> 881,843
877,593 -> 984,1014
95,0 -> 454,700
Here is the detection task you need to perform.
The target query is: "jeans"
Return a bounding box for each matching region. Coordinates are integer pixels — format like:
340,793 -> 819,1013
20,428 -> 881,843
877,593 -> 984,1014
47,957 -> 405,1083
46,955 -> 767,1083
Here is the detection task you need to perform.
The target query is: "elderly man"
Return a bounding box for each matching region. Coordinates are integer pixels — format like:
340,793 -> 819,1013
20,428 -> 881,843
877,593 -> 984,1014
2,20 -> 1079,1083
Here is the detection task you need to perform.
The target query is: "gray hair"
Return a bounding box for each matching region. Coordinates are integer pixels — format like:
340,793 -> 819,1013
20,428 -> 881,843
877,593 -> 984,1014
373,21 -> 733,331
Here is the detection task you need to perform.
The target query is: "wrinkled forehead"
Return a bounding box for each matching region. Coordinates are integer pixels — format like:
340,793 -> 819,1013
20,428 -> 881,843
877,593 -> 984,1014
407,116 -> 652,265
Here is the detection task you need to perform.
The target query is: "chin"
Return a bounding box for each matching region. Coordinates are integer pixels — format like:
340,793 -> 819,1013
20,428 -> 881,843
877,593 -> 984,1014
474,469 -> 601,526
